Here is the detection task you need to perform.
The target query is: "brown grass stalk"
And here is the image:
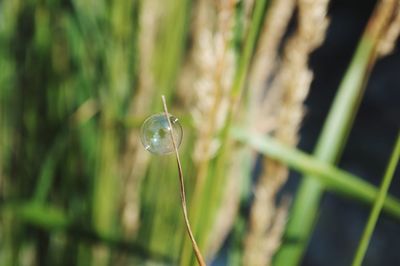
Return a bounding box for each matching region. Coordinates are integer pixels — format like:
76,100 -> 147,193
119,0 -> 161,237
208,0 -> 295,259
248,0 -> 296,127
161,95 -> 206,266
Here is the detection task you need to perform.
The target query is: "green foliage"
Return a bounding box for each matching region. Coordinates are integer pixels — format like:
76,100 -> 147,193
0,0 -> 398,266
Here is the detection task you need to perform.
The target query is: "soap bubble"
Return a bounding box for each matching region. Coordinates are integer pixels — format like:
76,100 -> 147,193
140,113 -> 183,155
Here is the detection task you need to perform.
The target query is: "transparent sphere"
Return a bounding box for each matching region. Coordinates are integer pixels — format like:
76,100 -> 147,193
140,113 -> 183,155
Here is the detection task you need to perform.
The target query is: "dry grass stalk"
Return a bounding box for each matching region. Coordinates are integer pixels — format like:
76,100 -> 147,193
244,0 -> 255,20
243,0 -> 255,35
119,0 -> 160,236
248,0 -> 296,128
377,0 -> 400,56
205,0 -> 297,257
261,196 -> 291,264
244,0 -> 330,265
161,95 -> 206,266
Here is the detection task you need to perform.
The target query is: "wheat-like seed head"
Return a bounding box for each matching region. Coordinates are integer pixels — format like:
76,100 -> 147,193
377,1 -> 400,56
185,0 -> 236,162
244,1 -> 330,265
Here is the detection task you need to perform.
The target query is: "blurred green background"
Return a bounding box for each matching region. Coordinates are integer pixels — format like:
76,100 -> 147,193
1,0 -> 399,266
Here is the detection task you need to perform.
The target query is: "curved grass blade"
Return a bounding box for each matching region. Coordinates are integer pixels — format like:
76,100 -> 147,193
231,127 -> 400,220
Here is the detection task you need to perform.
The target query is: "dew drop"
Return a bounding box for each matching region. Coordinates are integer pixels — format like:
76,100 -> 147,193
140,113 -> 183,155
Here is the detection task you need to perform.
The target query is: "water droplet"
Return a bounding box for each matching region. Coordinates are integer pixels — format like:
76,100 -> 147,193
140,113 -> 183,155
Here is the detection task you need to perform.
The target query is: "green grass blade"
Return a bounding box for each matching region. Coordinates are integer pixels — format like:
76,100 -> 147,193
231,127 -> 400,220
276,37 -> 374,266
231,0 -> 269,98
352,133 -> 400,266
33,134 -> 67,203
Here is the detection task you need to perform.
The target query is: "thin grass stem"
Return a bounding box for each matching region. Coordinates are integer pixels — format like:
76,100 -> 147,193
352,133 -> 400,266
161,95 -> 206,266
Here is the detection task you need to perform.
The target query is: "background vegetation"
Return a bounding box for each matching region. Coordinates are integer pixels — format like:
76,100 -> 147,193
0,0 -> 399,265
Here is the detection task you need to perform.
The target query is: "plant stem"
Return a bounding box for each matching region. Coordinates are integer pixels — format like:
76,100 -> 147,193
231,0 -> 269,99
352,133 -> 400,266
161,95 -> 206,266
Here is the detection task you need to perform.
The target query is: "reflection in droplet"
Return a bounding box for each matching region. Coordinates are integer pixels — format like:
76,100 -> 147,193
140,113 -> 183,155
